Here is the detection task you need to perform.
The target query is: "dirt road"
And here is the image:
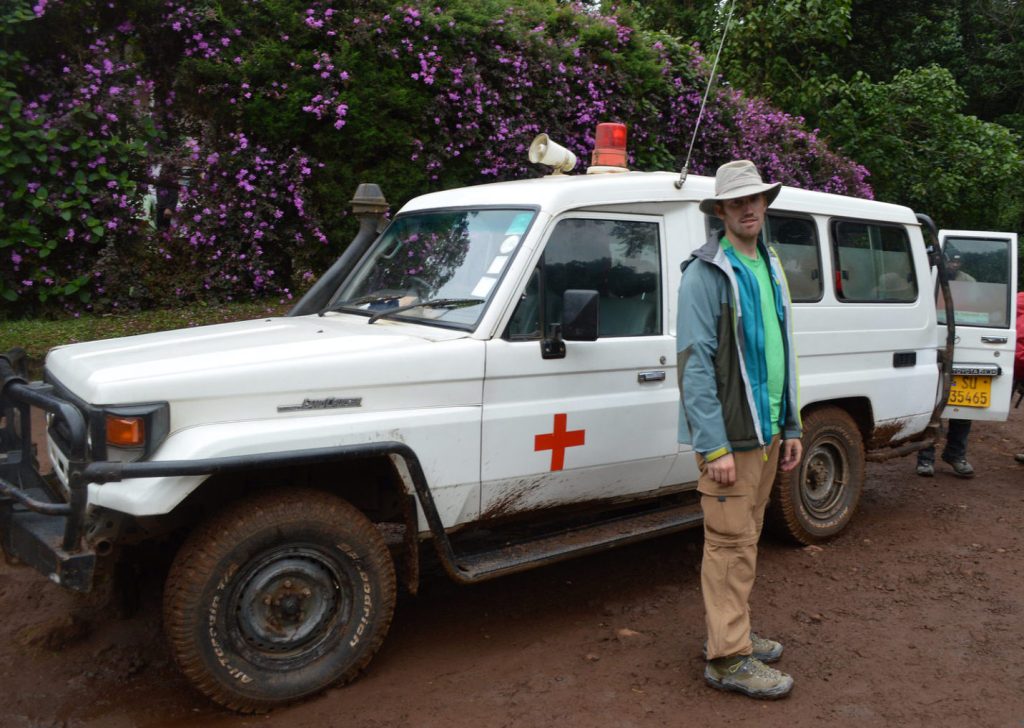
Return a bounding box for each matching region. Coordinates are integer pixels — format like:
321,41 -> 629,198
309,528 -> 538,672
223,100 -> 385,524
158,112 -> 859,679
3,408 -> 1023,728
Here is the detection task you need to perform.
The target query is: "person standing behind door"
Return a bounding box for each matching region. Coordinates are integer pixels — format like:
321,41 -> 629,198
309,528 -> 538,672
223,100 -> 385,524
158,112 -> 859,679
676,160 -> 803,700
1014,291 -> 1024,464
916,253 -> 982,478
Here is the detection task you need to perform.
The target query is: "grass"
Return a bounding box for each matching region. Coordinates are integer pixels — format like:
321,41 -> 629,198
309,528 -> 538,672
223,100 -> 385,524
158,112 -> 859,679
1,300 -> 293,378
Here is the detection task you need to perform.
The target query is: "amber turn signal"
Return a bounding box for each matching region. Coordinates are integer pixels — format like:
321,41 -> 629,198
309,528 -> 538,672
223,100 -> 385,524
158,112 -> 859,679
106,415 -> 145,447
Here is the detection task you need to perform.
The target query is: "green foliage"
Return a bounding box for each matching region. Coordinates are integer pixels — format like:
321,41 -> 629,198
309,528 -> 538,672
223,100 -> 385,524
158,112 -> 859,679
626,0 -> 1024,240
0,300 -> 291,378
837,0 -> 1024,135
0,0 -> 882,320
0,1 -> 161,314
713,0 -> 852,113
820,66 -> 1024,231
0,69 -> 144,307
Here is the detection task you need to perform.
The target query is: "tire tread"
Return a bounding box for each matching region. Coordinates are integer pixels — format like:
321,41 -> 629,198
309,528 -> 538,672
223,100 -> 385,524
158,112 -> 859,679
163,488 -> 396,713
768,406 -> 865,545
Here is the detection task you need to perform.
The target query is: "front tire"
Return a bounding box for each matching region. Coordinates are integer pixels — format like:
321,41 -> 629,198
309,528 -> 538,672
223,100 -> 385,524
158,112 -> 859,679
768,406 -> 865,544
163,488 -> 396,713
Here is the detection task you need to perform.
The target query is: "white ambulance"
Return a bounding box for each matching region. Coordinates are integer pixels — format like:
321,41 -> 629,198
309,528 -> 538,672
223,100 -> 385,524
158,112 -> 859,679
0,125 -> 1017,712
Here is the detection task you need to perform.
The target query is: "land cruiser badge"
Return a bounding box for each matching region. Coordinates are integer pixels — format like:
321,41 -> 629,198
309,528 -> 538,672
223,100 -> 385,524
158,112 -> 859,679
277,397 -> 362,412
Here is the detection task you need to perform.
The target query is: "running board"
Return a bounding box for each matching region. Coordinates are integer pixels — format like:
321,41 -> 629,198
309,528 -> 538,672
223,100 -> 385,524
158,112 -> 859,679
449,502 -> 703,583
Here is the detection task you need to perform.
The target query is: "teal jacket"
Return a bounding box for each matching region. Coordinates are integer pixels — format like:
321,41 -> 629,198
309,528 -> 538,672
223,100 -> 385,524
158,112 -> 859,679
676,238 -> 802,457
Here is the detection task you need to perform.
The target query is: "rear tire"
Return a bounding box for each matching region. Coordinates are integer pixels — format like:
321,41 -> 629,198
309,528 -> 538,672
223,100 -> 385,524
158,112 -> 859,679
163,488 -> 396,713
768,406 -> 865,544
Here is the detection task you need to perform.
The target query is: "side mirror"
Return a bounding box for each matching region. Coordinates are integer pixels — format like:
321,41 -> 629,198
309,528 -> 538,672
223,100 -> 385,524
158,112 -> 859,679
562,289 -> 599,341
540,289 -> 599,359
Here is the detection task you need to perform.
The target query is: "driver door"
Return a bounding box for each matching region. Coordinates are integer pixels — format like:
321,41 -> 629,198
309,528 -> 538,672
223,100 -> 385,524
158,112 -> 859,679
479,214 -> 679,518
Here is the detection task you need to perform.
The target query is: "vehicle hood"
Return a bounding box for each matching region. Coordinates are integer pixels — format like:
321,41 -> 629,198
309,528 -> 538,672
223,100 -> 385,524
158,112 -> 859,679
45,313 -> 481,409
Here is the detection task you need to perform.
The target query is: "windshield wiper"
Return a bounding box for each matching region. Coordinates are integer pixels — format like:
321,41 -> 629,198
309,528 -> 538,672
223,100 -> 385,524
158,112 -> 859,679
319,294 -> 402,317
367,297 -> 483,324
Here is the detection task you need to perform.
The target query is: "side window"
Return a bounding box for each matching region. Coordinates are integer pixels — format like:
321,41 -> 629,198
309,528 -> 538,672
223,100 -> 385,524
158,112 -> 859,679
506,267 -> 541,338
707,213 -> 822,302
766,214 -> 822,301
831,220 -> 918,302
505,217 -> 662,339
937,237 -> 1013,327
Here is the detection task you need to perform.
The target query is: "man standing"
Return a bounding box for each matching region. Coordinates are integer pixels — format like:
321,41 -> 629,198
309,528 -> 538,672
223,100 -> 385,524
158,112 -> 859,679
677,160 -> 803,699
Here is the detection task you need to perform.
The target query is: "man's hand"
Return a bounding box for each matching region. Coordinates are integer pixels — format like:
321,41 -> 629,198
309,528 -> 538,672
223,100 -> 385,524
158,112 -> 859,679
707,453 -> 736,486
779,438 -> 803,472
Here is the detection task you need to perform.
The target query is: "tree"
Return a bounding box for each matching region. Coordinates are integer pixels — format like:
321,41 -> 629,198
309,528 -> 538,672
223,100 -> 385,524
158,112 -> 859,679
0,0 -> 875,317
621,0 -> 1024,236
820,66 -> 1024,231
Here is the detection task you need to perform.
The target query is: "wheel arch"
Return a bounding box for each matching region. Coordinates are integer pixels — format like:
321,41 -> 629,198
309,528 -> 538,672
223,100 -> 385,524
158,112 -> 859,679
148,447 -> 427,595
800,396 -> 874,446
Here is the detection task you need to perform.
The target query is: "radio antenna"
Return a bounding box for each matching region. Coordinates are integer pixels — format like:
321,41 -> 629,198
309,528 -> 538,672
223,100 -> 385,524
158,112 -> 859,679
675,0 -> 738,190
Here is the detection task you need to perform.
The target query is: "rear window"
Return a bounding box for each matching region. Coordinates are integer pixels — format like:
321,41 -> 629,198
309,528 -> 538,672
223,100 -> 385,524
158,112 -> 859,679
831,220 -> 918,303
937,236 -> 1014,327
707,212 -> 822,302
766,214 -> 822,302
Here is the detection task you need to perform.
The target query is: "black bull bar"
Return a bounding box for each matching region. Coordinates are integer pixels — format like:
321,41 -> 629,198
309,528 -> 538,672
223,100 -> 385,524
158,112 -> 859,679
1,352 -> 96,591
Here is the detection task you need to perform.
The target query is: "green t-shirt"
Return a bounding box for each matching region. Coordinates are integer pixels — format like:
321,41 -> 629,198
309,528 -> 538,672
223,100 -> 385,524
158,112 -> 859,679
725,242 -> 785,436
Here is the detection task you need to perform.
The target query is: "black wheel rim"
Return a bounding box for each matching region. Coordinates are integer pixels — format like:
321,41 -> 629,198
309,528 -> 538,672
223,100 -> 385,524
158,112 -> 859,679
800,434 -> 849,521
225,545 -> 355,670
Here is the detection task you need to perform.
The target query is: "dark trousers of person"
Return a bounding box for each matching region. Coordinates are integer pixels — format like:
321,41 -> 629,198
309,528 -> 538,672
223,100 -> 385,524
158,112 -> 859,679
917,418 -> 971,464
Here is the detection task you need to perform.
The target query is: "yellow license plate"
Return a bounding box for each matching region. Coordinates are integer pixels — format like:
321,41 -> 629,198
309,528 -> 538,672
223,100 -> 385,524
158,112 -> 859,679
947,375 -> 991,408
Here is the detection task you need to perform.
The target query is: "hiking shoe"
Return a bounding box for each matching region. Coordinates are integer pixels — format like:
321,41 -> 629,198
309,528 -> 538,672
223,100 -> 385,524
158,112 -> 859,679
916,462 -> 934,477
750,632 -> 783,663
704,655 -> 794,699
1015,453 -> 1024,464
702,633 -> 783,663
942,456 -> 975,478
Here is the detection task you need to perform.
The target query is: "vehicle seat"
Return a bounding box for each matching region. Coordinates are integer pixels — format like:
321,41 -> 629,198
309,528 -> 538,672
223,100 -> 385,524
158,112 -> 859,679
600,264 -> 657,337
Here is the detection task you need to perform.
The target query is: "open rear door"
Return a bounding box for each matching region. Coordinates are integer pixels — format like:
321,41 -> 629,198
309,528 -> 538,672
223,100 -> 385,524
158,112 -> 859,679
937,229 -> 1019,421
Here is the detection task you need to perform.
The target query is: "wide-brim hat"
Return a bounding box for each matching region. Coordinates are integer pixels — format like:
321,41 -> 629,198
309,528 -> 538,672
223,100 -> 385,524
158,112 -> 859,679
699,160 -> 782,216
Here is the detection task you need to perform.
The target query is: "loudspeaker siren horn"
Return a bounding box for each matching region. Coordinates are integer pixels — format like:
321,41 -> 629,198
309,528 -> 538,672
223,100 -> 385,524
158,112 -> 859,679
528,133 -> 577,174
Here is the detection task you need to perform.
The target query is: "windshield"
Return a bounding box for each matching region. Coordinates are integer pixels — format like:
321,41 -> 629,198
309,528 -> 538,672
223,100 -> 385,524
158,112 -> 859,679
331,208 -> 535,328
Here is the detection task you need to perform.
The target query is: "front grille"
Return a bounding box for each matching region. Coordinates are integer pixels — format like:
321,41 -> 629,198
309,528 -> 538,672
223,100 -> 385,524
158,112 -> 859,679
46,431 -> 71,499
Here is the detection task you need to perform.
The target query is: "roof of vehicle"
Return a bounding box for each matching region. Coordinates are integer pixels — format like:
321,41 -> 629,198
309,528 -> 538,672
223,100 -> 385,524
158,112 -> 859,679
400,169 -> 919,225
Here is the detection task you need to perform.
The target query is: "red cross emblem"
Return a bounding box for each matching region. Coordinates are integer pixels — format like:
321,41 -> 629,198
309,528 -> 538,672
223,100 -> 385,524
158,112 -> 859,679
534,413 -> 586,471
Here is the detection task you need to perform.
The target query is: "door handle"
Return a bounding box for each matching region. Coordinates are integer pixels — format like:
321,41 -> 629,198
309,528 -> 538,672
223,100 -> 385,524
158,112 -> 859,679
981,336 -> 1008,344
638,370 -> 666,383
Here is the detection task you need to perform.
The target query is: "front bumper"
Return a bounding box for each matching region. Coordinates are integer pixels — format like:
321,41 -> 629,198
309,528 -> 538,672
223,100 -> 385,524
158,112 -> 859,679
1,353 -> 96,592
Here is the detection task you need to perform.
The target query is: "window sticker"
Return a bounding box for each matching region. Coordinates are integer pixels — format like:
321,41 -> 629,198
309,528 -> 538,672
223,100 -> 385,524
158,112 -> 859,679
487,256 -> 509,275
505,213 -> 532,236
956,311 -> 992,325
500,235 -> 520,254
472,276 -> 497,298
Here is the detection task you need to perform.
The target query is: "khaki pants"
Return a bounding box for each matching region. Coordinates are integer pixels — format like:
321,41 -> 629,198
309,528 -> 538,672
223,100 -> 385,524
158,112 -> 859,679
697,436 -> 781,660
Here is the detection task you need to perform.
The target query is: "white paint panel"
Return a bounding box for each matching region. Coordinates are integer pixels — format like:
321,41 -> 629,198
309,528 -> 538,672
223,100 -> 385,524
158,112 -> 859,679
88,406 -> 482,527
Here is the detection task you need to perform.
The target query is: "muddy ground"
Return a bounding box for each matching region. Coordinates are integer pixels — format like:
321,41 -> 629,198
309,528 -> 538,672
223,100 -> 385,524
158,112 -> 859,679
2,407 -> 1023,728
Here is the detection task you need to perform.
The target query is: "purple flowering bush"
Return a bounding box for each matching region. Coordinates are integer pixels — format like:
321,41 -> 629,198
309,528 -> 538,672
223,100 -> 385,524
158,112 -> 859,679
1,3 -> 160,312
2,0 -> 872,318
2,1 -> 325,315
